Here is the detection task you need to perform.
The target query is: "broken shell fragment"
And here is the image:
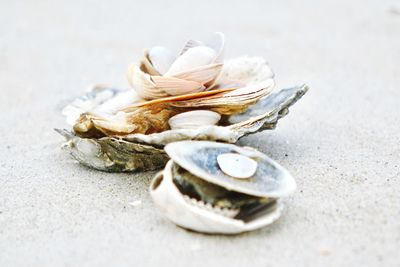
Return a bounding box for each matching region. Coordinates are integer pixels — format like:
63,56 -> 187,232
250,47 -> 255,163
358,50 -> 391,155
150,141 -> 296,234
217,153 -> 257,179
168,110 -> 221,130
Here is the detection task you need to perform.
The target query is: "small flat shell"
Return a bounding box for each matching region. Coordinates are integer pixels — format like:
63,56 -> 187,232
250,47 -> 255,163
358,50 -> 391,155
168,110 -> 221,130
165,141 -> 296,198
217,153 -> 257,179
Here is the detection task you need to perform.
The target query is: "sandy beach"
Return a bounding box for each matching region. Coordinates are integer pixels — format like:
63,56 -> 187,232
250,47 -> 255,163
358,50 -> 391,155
1,0 -> 399,266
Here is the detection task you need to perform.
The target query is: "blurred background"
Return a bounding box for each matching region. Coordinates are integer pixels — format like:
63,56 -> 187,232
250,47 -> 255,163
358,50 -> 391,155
1,0 -> 399,266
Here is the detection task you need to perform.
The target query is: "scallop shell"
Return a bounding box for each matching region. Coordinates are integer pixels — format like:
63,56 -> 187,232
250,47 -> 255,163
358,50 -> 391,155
150,141 -> 295,234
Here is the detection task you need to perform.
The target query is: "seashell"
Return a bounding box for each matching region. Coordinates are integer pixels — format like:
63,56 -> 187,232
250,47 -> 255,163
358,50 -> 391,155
149,141 -> 296,234
62,86 -> 140,126
147,46 -> 175,75
127,64 -> 171,100
168,110 -> 221,130
216,153 -> 257,179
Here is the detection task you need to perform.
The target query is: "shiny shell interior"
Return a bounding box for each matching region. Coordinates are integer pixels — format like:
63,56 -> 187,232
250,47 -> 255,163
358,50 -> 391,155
170,161 -> 278,222
165,141 -> 296,198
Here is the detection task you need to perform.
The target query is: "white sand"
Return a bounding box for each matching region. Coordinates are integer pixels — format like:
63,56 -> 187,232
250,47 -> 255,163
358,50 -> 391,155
1,0 -> 399,266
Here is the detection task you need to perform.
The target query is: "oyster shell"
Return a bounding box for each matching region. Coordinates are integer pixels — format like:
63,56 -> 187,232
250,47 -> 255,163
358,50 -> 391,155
56,129 -> 168,172
150,141 -> 296,234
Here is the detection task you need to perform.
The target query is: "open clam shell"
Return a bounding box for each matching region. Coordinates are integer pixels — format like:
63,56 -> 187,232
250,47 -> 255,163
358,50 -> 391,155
150,141 -> 295,234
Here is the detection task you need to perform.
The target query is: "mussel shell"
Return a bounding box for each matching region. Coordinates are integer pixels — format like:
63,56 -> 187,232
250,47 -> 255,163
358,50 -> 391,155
165,141 -> 296,198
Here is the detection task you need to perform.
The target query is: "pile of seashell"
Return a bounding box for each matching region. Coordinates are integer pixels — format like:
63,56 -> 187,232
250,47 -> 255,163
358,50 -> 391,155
57,33 -> 308,234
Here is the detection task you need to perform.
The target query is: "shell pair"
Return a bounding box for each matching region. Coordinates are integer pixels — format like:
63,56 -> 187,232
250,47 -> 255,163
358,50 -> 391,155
150,141 -> 296,234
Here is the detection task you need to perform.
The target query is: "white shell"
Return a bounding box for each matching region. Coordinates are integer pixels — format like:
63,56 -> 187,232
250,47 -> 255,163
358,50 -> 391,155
62,86 -> 139,125
127,64 -> 169,99
150,160 -> 284,234
147,46 -> 175,75
168,110 -> 221,130
217,153 -> 258,179
171,63 -> 223,84
165,46 -> 217,76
